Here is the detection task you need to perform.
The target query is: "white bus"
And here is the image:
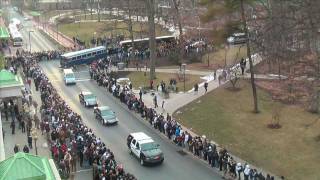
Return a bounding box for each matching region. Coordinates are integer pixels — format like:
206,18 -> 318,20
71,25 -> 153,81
9,24 -> 23,46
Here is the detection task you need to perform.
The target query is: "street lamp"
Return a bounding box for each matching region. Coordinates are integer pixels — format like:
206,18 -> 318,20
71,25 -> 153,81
182,63 -> 186,92
31,128 -> 38,155
28,30 -> 34,52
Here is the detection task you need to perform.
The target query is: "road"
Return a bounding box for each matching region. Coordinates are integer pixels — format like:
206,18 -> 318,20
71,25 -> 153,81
8,8 -> 56,52
9,8 -> 223,180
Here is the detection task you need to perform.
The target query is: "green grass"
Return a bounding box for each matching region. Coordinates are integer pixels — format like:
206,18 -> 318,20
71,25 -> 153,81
59,21 -> 170,46
116,71 -> 203,91
174,80 -> 320,180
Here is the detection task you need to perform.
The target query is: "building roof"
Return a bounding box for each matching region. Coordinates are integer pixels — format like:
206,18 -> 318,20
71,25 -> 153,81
0,27 -> 10,39
0,152 -> 56,180
0,69 -> 24,88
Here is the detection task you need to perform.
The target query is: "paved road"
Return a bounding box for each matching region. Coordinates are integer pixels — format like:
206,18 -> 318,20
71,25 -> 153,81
40,60 -> 222,180
8,8 -> 56,52
9,8 -> 223,180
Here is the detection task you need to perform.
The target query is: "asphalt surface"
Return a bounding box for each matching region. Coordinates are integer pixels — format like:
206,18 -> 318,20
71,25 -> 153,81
9,8 -> 223,180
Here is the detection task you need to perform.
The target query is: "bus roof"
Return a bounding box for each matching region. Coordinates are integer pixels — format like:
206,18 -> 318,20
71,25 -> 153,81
61,46 -> 106,58
120,35 -> 176,45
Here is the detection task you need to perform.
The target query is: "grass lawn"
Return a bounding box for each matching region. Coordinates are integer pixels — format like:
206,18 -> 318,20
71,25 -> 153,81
173,80 -> 320,180
202,44 -> 247,69
116,71 -> 203,91
59,21 -> 170,46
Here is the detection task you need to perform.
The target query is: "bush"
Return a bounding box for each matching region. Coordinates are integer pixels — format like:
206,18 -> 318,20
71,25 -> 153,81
168,51 -> 180,65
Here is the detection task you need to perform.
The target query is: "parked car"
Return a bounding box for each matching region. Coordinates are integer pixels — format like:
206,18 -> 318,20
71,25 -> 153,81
127,132 -> 164,166
79,91 -> 97,107
227,33 -> 247,44
94,106 -> 118,125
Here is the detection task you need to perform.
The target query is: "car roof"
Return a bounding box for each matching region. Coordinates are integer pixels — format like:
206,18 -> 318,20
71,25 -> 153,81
81,91 -> 93,95
138,139 -> 154,144
130,132 -> 152,141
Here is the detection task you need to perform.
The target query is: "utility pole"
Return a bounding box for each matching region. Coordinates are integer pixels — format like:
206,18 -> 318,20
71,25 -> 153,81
28,30 -> 34,52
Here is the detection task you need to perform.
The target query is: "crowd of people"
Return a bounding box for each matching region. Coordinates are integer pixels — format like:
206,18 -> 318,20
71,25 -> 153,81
12,52 -> 137,180
90,59 -> 282,180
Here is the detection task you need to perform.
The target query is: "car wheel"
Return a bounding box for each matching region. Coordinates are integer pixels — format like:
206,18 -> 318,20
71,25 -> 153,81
140,158 -> 144,166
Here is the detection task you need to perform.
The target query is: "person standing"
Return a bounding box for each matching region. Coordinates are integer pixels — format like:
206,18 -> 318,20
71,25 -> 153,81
139,89 -> 143,101
162,100 -> 165,109
204,82 -> 208,93
194,84 -> 199,95
14,144 -> 20,153
27,135 -> 33,149
21,120 -> 25,133
10,121 -> 15,134
153,95 -> 158,108
79,150 -> 84,167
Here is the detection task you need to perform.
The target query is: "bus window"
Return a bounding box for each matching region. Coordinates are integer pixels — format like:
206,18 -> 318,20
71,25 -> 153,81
72,57 -> 76,60
77,56 -> 81,59
82,54 -> 86,58
97,51 -> 101,54
92,52 -> 97,55
87,53 -> 92,57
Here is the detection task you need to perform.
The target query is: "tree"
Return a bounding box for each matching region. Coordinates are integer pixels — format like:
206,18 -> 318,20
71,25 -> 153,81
171,0 -> 185,64
146,0 -> 156,80
200,0 -> 259,113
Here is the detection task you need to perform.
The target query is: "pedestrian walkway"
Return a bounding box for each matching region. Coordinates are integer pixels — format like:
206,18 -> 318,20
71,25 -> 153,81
133,53 -> 264,115
38,24 -> 75,49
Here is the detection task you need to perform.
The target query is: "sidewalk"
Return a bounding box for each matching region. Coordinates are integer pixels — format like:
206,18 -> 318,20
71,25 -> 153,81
38,24 -> 75,49
1,78 -> 50,159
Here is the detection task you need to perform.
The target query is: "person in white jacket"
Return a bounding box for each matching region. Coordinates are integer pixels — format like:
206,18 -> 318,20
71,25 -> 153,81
236,162 -> 243,180
243,164 -> 251,180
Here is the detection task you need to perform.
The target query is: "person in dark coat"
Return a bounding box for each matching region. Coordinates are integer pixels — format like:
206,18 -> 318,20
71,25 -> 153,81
14,144 -> 20,153
28,135 -> 33,149
10,121 -> 15,134
23,145 -> 30,153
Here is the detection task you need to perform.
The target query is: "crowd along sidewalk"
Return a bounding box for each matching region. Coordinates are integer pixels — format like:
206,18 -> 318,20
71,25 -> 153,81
128,53 -> 280,179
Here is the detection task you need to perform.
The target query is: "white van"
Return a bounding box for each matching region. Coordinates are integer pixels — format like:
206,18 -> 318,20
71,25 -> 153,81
63,69 -> 76,85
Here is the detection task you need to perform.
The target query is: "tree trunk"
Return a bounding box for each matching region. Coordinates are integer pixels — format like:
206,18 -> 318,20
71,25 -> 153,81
147,0 -> 156,80
240,0 -> 259,113
127,0 -> 135,50
172,0 -> 184,64
97,0 -> 101,22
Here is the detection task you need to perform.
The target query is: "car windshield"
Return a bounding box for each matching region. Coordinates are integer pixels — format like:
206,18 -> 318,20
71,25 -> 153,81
84,94 -> 96,99
66,73 -> 75,78
141,142 -> 158,151
101,110 -> 113,117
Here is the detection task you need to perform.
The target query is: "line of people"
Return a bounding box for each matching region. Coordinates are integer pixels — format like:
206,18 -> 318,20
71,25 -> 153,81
90,60 -> 283,180
16,54 -> 136,180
